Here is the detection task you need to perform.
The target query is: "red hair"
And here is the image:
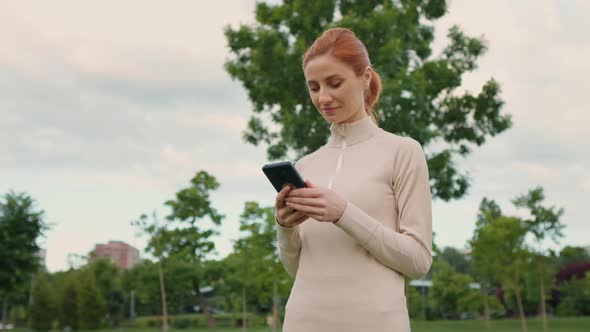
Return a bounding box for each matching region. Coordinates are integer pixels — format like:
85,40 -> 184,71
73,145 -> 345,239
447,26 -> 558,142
302,27 -> 382,124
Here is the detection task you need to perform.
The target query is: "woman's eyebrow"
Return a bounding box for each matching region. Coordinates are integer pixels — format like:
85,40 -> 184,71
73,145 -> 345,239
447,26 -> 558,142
307,74 -> 342,84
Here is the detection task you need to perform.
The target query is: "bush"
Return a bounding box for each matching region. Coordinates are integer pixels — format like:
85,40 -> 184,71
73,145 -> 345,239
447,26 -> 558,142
130,313 -> 269,329
145,317 -> 162,328
9,306 -> 27,328
556,273 -> 590,316
172,318 -> 191,329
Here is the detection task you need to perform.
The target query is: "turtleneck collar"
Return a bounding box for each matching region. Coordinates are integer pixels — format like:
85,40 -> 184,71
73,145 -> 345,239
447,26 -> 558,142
327,115 -> 380,146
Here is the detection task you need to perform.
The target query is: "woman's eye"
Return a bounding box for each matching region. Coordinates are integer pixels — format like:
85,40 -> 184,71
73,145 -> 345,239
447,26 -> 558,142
309,82 -> 340,92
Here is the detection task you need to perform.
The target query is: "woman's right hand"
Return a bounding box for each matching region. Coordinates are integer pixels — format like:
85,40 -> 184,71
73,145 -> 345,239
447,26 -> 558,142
275,185 -> 308,228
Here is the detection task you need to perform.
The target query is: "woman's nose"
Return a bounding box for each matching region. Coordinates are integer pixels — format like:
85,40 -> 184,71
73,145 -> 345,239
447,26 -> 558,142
318,88 -> 333,104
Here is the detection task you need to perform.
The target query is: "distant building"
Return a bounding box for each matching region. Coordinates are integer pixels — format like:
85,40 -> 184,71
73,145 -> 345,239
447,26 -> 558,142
410,279 -> 480,290
91,241 -> 140,269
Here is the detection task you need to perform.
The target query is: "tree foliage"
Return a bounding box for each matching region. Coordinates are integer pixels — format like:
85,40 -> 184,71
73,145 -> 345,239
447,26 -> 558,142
512,186 -> 564,245
30,273 -> 55,332
439,247 -> 473,277
430,262 -> 481,319
224,0 -> 511,201
556,272 -> 590,316
160,171 -> 225,328
556,246 -> 590,267
59,275 -> 80,330
77,270 -> 106,330
0,191 -> 48,297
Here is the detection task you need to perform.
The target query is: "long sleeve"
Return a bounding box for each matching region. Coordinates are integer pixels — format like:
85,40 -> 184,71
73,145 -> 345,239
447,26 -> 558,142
275,160 -> 305,278
333,138 -> 433,279
276,219 -> 302,278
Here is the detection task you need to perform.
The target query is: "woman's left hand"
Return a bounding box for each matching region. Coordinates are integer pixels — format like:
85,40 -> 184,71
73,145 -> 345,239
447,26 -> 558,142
285,180 -> 347,223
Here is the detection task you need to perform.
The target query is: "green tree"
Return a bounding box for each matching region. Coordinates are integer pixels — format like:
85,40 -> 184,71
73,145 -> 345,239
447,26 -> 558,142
77,270 -> 105,330
87,258 -> 124,327
131,211 -> 169,332
439,246 -> 473,277
123,245 -> 197,318
472,216 -> 529,332
405,281 -> 424,320
469,198 -> 502,331
29,272 -> 55,331
59,274 -> 80,330
556,272 -> 590,316
476,197 -> 502,228
162,171 -> 224,328
505,252 -> 553,317
224,0 -> 511,201
0,191 -> 49,328
513,187 -> 564,332
161,257 -> 197,315
216,252 -> 247,326
235,201 -> 292,331
556,246 -> 590,267
430,262 -> 481,319
122,260 -> 161,317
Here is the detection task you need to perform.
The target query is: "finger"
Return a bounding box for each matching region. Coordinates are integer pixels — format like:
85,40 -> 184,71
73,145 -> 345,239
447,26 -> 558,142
276,186 -> 292,204
286,196 -> 325,208
286,201 -> 323,215
305,180 -> 314,188
278,205 -> 293,218
291,214 -> 309,225
289,188 -> 322,198
281,203 -> 301,216
283,210 -> 306,225
287,209 -> 305,220
305,213 -> 324,221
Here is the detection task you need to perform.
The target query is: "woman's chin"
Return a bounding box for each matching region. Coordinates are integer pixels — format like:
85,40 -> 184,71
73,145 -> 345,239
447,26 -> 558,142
321,113 -> 342,123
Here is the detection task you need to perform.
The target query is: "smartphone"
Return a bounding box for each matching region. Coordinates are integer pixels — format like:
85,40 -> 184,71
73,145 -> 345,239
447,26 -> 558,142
262,161 -> 306,192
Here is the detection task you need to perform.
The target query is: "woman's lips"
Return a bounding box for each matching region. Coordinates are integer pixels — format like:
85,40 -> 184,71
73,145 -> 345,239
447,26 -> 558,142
323,107 -> 338,115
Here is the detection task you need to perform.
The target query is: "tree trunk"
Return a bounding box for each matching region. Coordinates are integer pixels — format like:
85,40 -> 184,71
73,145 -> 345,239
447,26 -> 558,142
158,259 -> 168,332
481,281 -> 491,332
539,255 -> 549,332
1,297 -> 8,331
272,271 -> 280,332
242,286 -> 247,332
513,281 -> 528,332
229,294 -> 237,328
193,277 -> 216,328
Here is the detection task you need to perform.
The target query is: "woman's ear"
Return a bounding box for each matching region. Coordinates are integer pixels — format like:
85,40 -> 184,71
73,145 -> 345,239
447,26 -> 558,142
363,66 -> 372,90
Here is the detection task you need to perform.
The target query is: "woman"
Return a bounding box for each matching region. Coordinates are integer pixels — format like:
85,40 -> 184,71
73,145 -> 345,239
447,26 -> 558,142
275,27 -> 432,331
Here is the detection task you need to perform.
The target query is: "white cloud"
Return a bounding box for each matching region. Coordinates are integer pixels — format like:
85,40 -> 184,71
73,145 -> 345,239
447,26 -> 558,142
206,113 -> 248,133
513,161 -> 559,180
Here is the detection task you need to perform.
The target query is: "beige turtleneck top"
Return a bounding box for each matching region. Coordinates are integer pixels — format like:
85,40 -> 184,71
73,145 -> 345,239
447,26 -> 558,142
276,115 -> 432,331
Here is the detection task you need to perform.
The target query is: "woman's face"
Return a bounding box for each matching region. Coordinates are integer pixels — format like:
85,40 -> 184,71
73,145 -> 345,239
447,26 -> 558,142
304,54 -> 371,124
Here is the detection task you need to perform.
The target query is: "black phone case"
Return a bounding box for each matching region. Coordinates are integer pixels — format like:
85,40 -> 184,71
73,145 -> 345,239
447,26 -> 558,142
262,161 -> 306,192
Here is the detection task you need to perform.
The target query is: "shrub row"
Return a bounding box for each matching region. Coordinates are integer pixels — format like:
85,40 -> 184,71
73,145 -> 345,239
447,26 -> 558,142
130,313 -> 269,329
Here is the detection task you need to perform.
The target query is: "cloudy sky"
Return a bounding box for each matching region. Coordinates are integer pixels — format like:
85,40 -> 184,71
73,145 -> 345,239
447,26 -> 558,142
1,0 -> 588,272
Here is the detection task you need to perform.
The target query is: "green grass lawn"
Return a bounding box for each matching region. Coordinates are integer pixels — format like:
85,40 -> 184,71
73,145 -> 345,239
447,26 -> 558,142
411,317 -> 590,332
13,317 -> 590,332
